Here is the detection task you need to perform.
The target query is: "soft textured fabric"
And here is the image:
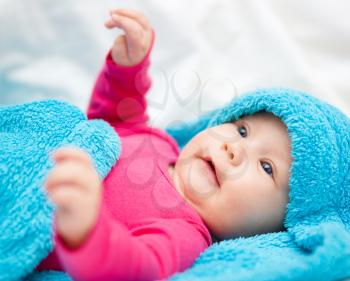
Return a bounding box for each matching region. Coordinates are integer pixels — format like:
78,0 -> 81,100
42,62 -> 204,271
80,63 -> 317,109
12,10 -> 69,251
36,45 -> 212,280
0,99 -> 120,281
166,88 -> 350,281
4,31 -> 350,281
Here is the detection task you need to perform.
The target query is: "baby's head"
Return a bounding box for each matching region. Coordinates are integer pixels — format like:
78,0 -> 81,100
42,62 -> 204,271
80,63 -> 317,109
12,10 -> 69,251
170,111 -> 292,240
167,88 -> 350,270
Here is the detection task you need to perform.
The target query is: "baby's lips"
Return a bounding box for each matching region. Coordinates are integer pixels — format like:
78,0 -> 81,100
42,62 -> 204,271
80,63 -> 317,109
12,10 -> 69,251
201,156 -> 221,187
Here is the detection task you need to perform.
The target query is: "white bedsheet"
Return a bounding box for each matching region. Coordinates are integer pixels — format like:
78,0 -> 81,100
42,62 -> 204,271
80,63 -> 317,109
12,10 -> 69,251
1,0 -> 350,128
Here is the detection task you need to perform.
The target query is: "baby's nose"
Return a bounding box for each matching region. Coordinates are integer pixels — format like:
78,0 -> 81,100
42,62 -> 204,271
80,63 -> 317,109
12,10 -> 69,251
221,142 -> 243,166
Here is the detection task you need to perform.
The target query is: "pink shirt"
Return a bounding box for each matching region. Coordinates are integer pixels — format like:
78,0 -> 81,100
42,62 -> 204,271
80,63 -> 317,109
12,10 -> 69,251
37,36 -> 212,280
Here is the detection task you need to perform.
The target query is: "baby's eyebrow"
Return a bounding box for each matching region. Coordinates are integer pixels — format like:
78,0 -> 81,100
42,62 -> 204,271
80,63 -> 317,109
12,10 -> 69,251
240,117 -> 289,157
270,147 -> 285,163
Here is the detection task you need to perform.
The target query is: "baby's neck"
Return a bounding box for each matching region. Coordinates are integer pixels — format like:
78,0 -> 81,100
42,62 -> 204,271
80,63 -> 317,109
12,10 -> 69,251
167,163 -> 186,200
167,164 -> 175,179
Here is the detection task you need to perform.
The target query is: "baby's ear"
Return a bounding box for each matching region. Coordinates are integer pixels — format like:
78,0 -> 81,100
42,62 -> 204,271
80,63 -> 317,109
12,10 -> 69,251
60,119 -> 121,179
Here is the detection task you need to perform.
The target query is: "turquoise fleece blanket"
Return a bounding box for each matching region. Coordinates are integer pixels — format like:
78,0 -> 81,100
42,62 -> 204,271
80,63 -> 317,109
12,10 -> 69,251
2,88 -> 350,280
0,100 -> 120,280
167,88 -> 350,281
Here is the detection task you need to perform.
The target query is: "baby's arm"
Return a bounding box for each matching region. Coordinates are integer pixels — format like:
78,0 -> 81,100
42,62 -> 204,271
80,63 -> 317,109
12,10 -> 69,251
54,204 -> 211,280
45,147 -> 102,248
87,9 -> 154,131
45,148 -> 210,280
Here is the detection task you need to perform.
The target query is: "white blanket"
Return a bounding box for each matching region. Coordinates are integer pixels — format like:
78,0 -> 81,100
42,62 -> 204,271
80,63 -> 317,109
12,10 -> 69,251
1,0 -> 349,127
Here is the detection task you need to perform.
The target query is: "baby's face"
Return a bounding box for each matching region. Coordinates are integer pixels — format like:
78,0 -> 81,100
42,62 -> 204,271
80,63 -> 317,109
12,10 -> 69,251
170,112 -> 292,240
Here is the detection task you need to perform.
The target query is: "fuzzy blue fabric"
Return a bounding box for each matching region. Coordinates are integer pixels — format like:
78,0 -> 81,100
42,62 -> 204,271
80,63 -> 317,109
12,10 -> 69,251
0,100 -> 120,281
166,88 -> 350,281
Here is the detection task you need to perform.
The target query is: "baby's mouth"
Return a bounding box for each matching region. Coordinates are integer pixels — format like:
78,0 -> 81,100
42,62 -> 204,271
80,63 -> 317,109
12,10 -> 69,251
202,157 -> 220,187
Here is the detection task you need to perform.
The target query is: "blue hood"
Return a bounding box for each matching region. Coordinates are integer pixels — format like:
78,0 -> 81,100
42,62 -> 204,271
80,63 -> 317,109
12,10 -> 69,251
167,88 -> 350,281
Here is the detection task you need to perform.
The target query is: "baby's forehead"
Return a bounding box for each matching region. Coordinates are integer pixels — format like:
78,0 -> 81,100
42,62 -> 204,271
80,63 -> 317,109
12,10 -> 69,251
240,111 -> 279,121
239,111 -> 287,130
240,111 -> 291,155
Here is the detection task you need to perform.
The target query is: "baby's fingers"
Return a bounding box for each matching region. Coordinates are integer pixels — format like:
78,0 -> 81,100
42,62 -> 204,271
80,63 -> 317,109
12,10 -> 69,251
48,184 -> 83,211
51,147 -> 93,167
45,161 -> 98,194
110,8 -> 151,30
105,14 -> 143,49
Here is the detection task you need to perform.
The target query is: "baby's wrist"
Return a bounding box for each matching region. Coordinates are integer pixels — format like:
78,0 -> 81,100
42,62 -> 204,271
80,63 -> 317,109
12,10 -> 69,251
108,29 -> 154,69
58,224 -> 93,249
56,204 -> 100,249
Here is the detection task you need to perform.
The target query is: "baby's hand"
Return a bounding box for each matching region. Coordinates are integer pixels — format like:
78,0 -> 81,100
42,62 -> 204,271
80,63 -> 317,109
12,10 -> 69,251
45,147 -> 102,249
105,8 -> 153,66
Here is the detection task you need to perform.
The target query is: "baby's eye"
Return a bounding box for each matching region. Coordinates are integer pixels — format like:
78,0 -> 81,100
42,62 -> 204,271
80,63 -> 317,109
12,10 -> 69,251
237,125 -> 247,137
261,161 -> 273,177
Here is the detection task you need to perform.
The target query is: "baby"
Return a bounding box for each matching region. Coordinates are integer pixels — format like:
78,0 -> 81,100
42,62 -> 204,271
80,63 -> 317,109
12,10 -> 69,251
38,8 -> 292,280
170,110 -> 292,240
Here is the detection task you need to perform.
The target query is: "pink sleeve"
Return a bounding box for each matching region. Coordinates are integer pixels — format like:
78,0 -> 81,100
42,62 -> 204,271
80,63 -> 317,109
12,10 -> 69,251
54,202 -> 211,281
87,31 -> 155,134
